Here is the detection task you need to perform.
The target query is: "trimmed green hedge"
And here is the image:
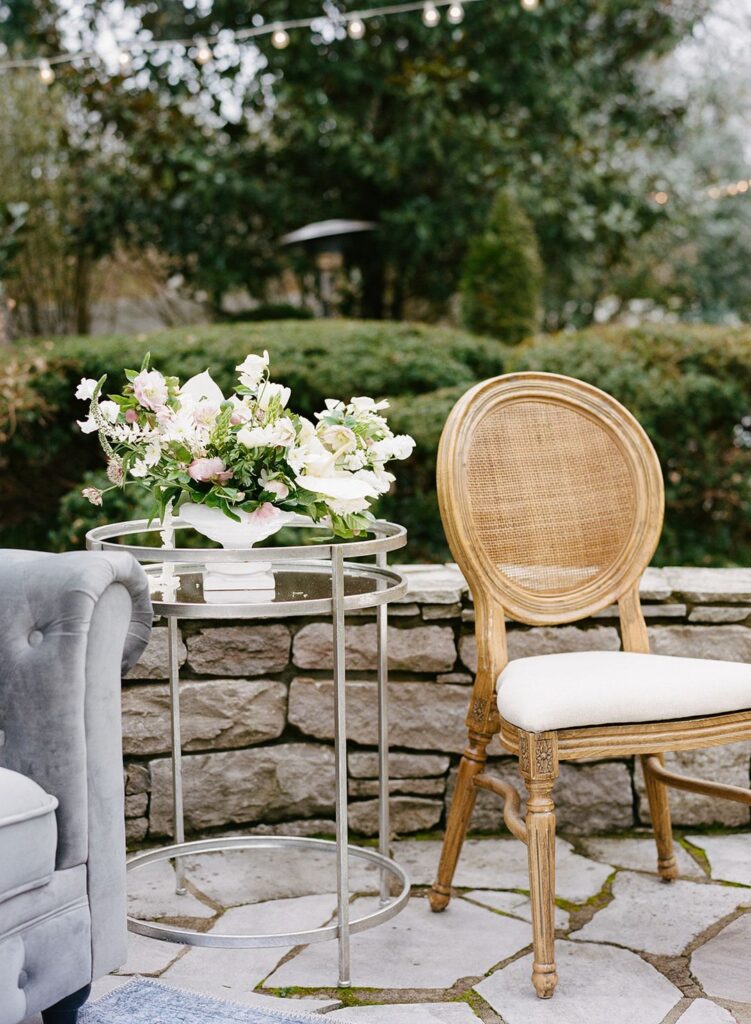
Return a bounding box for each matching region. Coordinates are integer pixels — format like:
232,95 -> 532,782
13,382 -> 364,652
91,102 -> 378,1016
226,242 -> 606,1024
2,321 -> 507,557
5,320 -> 751,565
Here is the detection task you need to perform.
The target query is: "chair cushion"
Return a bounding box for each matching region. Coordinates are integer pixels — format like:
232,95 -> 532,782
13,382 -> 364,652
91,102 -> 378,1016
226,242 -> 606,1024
0,767 -> 58,904
497,650 -> 751,733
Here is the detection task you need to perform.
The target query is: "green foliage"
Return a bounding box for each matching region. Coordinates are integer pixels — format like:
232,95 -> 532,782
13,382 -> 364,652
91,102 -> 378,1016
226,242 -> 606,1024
460,191 -> 542,344
9,319 -> 751,568
0,1 -> 708,325
2,320 -> 507,555
225,304 -> 314,323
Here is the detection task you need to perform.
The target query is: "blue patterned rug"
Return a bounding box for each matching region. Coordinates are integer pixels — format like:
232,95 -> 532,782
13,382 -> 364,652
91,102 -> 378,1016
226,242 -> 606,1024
79,978 -> 347,1023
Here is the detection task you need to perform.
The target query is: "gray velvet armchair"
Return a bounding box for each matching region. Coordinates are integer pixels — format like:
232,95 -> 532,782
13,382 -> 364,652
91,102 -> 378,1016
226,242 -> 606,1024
0,551 -> 151,1024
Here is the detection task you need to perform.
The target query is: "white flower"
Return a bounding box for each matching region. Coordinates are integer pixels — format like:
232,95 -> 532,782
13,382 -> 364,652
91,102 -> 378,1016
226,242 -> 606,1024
75,378 -> 98,401
257,381 -> 291,411
356,467 -> 395,496
237,417 -> 296,448
340,450 -> 367,471
318,423 -> 357,454
350,396 -> 389,414
130,459 -> 149,478
236,351 -> 269,390
180,370 -> 224,407
259,469 -> 290,500
328,496 -> 371,515
390,434 -> 416,460
299,436 -> 336,477
99,400 -> 120,423
144,441 -> 162,467
81,486 -> 103,505
297,417 -> 316,443
287,445 -> 308,477
295,472 -> 378,502
320,398 -> 345,416
193,401 -> 220,428
77,416 -> 99,434
229,396 -> 252,424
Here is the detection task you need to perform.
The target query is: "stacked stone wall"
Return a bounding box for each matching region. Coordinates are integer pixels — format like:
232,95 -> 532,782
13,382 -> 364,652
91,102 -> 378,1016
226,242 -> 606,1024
123,566 -> 751,845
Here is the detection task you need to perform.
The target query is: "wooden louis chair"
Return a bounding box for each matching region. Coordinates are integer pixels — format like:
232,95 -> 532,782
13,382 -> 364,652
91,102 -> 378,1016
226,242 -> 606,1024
428,371 -> 751,999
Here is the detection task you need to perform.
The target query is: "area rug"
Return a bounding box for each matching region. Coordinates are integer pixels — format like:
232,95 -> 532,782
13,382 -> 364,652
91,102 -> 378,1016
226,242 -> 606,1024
79,978 -> 350,1023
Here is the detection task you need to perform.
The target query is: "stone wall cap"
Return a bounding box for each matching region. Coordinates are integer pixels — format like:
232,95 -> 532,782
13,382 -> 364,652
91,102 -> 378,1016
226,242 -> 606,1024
661,567 -> 751,603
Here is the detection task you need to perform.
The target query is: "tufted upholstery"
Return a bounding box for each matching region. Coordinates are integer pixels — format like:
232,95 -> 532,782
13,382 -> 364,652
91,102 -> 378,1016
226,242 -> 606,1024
0,768 -> 58,904
0,550 -> 151,1024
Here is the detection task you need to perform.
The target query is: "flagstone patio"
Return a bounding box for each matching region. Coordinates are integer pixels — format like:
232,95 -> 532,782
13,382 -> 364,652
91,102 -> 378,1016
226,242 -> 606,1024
27,832 -> 751,1024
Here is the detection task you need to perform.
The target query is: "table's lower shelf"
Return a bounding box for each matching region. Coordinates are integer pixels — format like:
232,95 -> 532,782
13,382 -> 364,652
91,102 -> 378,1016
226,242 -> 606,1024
126,834 -> 410,948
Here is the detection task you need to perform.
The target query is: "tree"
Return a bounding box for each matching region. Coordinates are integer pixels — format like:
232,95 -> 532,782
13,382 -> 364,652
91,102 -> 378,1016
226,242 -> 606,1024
0,0 -> 710,326
460,191 -> 542,343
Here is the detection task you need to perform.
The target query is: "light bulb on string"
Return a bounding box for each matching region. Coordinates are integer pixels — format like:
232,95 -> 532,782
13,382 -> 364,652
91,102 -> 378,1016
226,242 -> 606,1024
39,59 -> 55,85
271,26 -> 290,49
447,3 -> 465,23
422,2 -> 440,27
348,17 -> 366,39
520,0 -> 540,9
194,37 -> 212,64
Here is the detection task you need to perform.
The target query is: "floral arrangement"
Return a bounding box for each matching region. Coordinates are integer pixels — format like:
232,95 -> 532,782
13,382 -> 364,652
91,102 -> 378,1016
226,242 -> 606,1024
75,351 -> 415,541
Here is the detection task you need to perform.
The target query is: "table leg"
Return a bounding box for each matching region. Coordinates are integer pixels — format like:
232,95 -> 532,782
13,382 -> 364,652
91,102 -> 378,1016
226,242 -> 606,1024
332,547 -> 351,987
168,617 -> 187,896
376,551 -> 390,904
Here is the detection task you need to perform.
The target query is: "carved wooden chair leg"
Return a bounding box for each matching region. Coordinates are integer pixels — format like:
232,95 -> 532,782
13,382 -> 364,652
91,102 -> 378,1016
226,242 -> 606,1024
641,753 -> 679,881
521,732 -> 559,999
429,730 -> 490,911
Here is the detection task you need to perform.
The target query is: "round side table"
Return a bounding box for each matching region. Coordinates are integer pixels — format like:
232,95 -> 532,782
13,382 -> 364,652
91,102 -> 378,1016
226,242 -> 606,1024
87,516 -> 410,987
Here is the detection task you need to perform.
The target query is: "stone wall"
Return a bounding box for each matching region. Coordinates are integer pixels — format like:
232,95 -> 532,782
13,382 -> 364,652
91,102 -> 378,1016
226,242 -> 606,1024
123,566 -> 751,846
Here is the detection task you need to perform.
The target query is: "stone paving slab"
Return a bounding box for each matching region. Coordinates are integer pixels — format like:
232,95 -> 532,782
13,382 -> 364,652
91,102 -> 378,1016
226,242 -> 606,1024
462,890 -> 569,930
392,838 -> 612,903
575,872 -> 748,955
127,859 -> 218,921
475,940 -> 681,1024
113,931 -> 184,976
328,1004 -> 481,1023
265,895 -> 531,989
182,847 -> 382,906
578,837 -> 706,881
161,895 -> 339,994
691,914 -> 751,1004
676,999 -> 739,1023
685,834 -> 751,885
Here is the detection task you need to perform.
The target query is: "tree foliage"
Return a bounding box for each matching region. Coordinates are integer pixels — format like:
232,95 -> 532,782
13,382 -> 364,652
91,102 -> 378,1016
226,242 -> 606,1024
460,190 -> 542,343
0,0 -> 710,326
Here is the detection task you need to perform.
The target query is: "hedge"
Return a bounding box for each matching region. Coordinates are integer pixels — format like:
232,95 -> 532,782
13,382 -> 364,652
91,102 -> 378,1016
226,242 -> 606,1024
5,320 -> 751,566
1,321 -> 508,557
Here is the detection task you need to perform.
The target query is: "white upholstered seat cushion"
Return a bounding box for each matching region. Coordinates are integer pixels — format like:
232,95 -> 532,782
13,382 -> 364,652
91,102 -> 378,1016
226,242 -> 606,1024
497,650 -> 751,733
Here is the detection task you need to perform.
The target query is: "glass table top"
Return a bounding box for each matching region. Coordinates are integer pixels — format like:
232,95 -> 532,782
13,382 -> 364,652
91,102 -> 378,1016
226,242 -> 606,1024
145,560 -> 406,617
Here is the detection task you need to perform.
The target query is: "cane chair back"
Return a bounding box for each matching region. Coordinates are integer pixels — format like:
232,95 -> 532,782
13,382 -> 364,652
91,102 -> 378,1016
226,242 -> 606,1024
437,372 -> 664,625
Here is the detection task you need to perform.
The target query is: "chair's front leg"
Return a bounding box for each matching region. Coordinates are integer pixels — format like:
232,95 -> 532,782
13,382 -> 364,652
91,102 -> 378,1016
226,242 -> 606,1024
641,753 -> 679,881
521,731 -> 559,999
41,984 -> 91,1024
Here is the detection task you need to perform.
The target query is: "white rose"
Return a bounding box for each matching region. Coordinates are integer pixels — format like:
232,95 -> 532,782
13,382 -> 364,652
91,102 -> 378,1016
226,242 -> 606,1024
99,400 -> 120,423
236,351 -> 269,390
318,423 -> 357,454
75,378 -> 98,401
257,381 -> 291,411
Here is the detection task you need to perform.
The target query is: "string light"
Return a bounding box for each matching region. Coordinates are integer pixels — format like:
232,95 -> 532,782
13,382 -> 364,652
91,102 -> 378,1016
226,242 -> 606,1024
0,1 -> 543,76
651,175 -> 751,206
117,50 -> 132,73
38,59 -> 55,85
422,2 -> 441,26
270,26 -> 291,49
194,37 -> 212,64
348,17 -> 367,39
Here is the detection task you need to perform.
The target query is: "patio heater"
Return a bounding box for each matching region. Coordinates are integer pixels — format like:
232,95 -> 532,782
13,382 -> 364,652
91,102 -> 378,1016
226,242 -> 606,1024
280,219 -> 377,316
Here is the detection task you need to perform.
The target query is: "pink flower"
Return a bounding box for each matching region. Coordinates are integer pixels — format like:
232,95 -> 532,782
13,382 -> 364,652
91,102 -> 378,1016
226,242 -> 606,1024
82,486 -> 103,506
133,370 -> 168,412
188,457 -> 233,484
125,409 -> 139,424
249,502 -> 278,522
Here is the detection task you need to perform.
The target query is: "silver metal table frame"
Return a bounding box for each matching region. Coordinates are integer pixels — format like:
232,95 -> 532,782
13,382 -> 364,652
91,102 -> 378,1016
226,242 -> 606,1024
87,516 -> 410,987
